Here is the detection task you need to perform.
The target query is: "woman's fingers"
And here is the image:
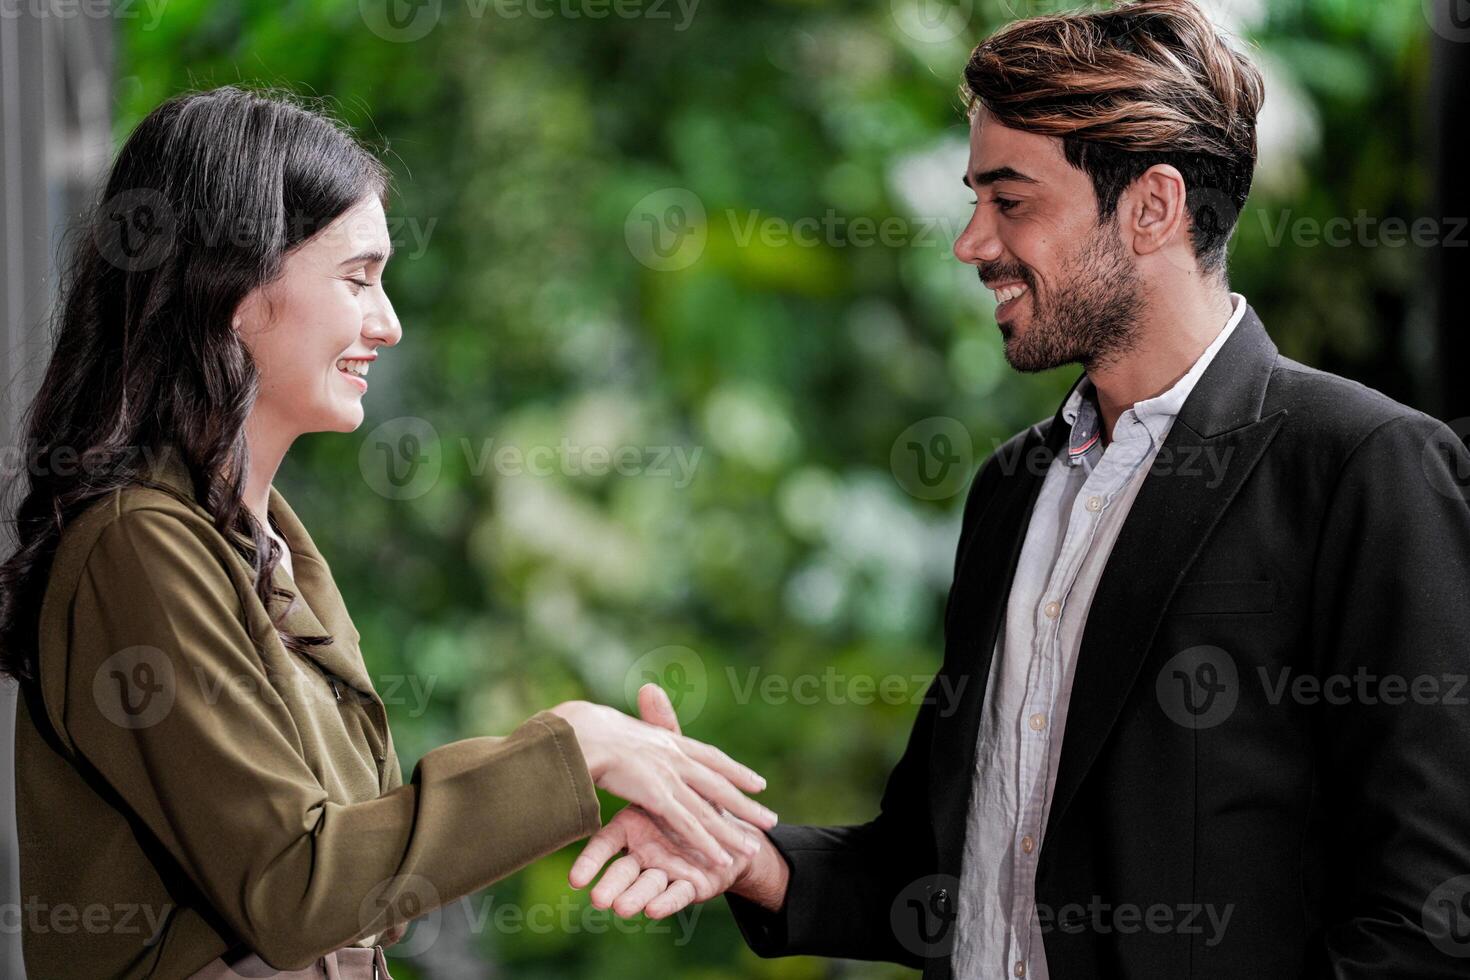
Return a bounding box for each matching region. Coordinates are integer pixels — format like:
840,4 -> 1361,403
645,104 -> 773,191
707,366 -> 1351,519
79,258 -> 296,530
570,822 -> 627,890
637,684 -> 682,735
681,761 -> 779,832
679,736 -> 767,795
645,791 -> 733,870
589,854 -> 644,910
612,868 -> 670,918
645,879 -> 699,920
674,782 -> 762,860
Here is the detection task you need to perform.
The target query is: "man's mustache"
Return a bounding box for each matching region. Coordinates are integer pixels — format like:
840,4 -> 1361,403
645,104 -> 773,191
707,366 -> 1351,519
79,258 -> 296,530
976,263 -> 1032,288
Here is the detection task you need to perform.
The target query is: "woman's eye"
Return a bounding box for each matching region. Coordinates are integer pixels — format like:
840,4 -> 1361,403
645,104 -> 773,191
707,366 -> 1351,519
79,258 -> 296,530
346,277 -> 373,292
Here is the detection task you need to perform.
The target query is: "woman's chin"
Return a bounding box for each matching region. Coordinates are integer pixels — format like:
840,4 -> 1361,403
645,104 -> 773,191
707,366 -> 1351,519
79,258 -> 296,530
319,403 -> 365,433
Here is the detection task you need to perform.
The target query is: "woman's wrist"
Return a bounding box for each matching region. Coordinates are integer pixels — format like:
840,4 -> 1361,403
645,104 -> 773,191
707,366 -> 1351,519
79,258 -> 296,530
547,701 -> 609,781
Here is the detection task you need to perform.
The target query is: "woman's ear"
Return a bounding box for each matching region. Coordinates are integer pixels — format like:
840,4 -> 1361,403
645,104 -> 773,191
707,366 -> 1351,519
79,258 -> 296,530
232,287 -> 263,337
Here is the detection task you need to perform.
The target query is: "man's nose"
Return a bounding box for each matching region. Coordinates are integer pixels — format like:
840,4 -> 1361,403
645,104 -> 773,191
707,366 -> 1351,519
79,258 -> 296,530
953,209 -> 1003,266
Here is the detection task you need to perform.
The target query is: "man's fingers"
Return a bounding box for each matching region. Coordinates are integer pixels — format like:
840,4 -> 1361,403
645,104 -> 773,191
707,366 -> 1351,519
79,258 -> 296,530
637,683 -> 682,735
645,879 -> 699,920
612,868 -> 670,918
639,839 -> 708,883
589,854 -> 644,910
570,822 -> 627,890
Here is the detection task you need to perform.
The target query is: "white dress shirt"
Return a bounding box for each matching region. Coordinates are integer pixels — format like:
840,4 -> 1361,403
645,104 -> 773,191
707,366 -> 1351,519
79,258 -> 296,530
951,293 -> 1250,980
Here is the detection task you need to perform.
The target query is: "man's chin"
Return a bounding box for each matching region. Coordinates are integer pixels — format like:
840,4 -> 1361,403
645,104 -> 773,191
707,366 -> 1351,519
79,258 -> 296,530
1002,328 -> 1078,374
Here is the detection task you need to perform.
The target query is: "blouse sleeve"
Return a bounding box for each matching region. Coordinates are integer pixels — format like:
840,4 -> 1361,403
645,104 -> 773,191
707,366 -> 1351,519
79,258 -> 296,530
50,505 -> 601,970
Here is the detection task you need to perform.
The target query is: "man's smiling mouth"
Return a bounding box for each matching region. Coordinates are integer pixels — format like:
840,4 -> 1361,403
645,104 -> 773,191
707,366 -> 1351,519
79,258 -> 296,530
989,281 -> 1030,320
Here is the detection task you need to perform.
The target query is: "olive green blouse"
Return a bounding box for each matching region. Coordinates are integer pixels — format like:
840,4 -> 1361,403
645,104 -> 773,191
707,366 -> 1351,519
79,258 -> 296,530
13,447 -> 601,979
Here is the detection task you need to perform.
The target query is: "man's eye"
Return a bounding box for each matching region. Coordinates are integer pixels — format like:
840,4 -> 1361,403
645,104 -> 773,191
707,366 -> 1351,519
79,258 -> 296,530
995,198 -> 1019,213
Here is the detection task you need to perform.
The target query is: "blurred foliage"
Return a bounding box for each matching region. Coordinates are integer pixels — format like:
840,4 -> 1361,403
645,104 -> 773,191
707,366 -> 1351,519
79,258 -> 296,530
117,0 -> 1433,976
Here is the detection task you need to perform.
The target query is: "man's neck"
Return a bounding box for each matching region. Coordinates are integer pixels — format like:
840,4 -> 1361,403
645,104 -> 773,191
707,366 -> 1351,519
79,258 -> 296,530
1088,286 -> 1235,443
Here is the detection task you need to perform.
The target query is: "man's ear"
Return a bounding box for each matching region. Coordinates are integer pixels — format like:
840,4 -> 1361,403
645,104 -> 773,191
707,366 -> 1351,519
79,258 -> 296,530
1125,163 -> 1189,258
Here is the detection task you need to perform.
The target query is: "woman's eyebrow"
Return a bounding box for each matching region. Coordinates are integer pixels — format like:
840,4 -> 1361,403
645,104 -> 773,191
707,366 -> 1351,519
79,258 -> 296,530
338,247 -> 393,266
961,166 -> 1040,188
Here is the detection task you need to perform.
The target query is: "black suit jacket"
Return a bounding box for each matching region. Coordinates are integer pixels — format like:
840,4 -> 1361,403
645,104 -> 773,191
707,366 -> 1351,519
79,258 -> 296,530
729,304 -> 1470,979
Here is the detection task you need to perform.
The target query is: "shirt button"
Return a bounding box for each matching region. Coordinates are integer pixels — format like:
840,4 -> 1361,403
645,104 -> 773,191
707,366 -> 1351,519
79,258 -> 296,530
1021,835 -> 1035,854
1014,962 -> 1026,978
1043,601 -> 1060,619
1086,495 -> 1102,512
1029,712 -> 1047,732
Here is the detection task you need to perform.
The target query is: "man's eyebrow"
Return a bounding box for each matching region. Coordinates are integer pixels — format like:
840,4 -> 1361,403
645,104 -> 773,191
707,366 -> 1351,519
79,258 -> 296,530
338,247 -> 393,266
961,166 -> 1040,189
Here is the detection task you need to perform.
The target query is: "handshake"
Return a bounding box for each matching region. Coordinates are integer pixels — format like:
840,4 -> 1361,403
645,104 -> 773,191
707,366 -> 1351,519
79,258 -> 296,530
549,685 -> 790,921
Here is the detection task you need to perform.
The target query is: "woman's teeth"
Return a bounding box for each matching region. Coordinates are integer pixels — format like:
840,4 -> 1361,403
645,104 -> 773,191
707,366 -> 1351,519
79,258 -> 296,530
336,358 -> 370,378
994,283 -> 1029,304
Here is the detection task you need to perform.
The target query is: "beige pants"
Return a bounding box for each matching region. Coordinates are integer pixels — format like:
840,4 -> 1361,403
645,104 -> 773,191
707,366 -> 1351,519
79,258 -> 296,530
187,944 -> 392,980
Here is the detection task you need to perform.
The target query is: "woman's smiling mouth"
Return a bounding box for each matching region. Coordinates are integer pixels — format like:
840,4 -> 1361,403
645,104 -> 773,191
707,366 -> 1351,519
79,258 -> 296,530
335,356 -> 372,391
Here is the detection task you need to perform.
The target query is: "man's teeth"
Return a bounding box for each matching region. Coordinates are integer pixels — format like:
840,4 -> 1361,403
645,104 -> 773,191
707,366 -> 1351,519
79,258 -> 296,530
994,283 -> 1029,304
336,359 -> 370,378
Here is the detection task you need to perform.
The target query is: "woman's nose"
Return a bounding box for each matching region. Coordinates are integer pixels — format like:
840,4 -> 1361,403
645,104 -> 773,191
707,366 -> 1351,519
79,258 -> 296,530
365,293 -> 402,347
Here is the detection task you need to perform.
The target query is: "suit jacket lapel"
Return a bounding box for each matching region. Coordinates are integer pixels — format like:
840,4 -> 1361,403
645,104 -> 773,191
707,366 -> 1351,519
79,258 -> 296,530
930,378 -> 1081,873
1044,304 -> 1287,837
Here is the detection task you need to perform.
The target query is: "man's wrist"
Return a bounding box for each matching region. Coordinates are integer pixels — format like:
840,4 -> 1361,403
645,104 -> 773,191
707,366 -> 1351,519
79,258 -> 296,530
730,833 -> 790,912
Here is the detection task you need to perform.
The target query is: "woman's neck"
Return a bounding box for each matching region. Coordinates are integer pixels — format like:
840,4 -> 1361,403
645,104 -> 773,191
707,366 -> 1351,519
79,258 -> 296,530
241,414 -> 296,528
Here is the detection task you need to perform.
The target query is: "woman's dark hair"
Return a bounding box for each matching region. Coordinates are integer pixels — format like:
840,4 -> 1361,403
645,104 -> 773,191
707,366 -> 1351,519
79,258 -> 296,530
0,85 -> 390,682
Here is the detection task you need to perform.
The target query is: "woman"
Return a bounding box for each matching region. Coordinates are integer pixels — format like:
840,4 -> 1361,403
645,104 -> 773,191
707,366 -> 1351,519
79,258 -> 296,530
0,86 -> 774,980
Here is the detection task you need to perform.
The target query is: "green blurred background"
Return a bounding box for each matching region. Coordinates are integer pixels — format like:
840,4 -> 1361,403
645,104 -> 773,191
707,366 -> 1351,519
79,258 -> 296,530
107,0 -> 1443,976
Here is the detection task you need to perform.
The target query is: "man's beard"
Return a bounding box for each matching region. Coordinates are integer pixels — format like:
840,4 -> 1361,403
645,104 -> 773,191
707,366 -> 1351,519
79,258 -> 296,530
988,222 -> 1145,374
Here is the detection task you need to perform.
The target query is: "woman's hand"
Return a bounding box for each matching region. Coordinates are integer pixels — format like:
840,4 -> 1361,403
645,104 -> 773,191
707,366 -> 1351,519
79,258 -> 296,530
548,690 -> 777,869
567,684 -> 791,920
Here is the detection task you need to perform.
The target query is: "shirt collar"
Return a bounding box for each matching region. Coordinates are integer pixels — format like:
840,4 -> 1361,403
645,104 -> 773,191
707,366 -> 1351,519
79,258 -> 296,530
1062,292 -> 1248,463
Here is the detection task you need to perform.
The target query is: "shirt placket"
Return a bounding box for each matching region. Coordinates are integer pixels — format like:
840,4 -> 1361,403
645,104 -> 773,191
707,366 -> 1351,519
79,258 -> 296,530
1007,430 -> 1152,980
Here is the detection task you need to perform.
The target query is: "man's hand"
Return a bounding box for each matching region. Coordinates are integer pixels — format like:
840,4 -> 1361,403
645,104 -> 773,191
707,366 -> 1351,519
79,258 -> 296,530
571,803 -> 746,918
568,685 -> 790,918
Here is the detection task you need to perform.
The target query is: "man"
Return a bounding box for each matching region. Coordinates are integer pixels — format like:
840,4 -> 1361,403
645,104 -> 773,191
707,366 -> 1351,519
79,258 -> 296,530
571,1 -> 1470,976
